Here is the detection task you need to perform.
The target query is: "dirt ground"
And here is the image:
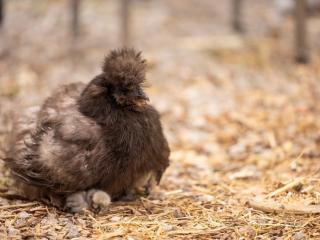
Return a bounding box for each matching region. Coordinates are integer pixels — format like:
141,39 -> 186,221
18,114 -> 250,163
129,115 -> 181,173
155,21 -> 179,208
1,0 -> 320,239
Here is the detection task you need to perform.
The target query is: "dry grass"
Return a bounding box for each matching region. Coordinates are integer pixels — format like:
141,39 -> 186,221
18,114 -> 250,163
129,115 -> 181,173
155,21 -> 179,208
2,61 -> 320,239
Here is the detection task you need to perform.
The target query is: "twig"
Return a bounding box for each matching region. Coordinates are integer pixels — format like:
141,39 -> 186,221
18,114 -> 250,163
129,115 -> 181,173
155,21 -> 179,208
99,231 -> 124,239
0,192 -> 28,200
0,202 -> 39,210
267,177 -> 303,198
164,189 -> 183,196
167,227 -> 227,236
28,206 -> 48,212
21,233 -> 47,238
247,198 -> 320,215
0,214 -> 15,219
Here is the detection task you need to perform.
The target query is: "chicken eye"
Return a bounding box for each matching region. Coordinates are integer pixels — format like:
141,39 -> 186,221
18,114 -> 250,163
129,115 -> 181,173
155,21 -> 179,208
123,86 -> 135,93
127,87 -> 133,91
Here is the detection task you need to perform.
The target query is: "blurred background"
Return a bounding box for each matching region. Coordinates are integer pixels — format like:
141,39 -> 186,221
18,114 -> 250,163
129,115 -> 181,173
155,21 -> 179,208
1,0 -> 320,147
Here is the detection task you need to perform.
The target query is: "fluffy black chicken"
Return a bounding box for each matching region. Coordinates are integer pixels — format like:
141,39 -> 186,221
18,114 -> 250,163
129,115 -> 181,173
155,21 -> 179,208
4,48 -> 170,213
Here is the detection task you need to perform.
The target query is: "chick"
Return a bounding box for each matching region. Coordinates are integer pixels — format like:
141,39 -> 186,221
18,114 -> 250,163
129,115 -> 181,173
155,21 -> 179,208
3,48 -> 170,213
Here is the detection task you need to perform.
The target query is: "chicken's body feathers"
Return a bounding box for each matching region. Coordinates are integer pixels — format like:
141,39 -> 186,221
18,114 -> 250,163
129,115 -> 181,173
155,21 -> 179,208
4,49 -> 170,212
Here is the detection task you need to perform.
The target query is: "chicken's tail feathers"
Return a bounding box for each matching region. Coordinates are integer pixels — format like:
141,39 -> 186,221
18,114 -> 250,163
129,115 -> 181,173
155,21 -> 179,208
102,48 -> 147,86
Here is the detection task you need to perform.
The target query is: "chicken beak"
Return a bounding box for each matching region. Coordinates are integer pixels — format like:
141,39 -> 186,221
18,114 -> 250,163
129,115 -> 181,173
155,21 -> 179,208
133,92 -> 149,109
138,93 -> 149,102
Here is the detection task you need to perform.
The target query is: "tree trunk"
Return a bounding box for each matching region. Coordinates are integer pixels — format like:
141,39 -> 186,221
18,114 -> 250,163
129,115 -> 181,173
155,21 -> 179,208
232,0 -> 244,32
0,0 -> 4,29
295,0 -> 309,63
121,0 -> 131,47
71,0 -> 80,39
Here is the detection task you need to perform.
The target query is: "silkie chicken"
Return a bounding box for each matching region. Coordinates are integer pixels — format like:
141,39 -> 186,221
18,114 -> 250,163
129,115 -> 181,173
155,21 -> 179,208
3,48 -> 170,213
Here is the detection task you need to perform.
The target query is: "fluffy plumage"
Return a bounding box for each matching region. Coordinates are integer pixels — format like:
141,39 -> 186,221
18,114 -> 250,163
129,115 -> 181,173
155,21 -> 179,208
4,48 -> 170,212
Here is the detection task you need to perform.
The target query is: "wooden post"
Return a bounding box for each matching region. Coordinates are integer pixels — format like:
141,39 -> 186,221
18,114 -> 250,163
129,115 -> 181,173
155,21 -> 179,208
70,0 -> 80,39
232,0 -> 244,32
295,0 -> 309,63
0,0 -> 4,29
121,0 -> 131,47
